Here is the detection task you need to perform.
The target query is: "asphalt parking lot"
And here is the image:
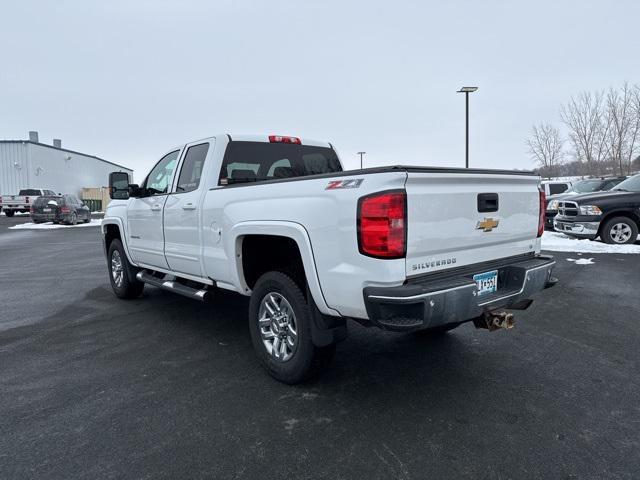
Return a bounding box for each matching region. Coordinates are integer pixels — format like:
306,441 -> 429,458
1,215 -> 639,479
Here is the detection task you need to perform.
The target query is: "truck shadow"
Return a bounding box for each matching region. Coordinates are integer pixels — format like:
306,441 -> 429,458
63,283 -> 511,414
114,285 -> 481,390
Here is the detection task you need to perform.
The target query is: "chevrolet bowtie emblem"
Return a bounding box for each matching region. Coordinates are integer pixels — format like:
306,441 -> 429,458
476,217 -> 500,232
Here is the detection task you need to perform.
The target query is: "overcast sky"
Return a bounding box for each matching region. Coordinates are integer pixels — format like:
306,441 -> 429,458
2,0 -> 639,180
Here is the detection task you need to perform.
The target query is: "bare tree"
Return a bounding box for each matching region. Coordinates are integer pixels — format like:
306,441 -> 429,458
561,91 -> 610,175
526,123 -> 564,178
601,83 -> 640,175
625,85 -> 640,174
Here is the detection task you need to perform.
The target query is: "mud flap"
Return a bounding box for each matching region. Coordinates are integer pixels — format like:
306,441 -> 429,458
306,286 -> 348,347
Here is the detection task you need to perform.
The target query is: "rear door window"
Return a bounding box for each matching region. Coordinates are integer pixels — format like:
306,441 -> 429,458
175,143 -> 209,193
219,142 -> 341,184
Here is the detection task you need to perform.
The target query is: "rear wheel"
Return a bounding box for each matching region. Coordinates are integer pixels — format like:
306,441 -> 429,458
248,271 -> 335,384
601,216 -> 638,245
107,239 -> 144,299
5,210 -> 14,217
67,212 -> 77,226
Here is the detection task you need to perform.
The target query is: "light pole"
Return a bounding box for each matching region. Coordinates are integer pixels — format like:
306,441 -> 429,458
357,151 -> 366,169
456,86 -> 478,168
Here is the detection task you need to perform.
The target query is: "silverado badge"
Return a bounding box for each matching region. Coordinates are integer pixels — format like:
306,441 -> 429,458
476,217 -> 500,232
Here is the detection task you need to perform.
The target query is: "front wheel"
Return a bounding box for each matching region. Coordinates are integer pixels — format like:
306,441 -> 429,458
600,216 -> 638,245
107,239 -> 144,299
248,271 -> 335,384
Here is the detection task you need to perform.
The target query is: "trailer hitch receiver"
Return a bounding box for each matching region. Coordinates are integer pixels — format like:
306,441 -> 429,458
473,310 -> 514,331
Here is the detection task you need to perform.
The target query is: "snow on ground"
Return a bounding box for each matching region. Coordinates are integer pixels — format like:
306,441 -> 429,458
541,231 -> 640,254
0,211 -> 30,216
9,219 -> 102,230
567,257 -> 595,265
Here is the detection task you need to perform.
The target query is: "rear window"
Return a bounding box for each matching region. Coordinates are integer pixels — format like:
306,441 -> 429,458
19,189 -> 42,196
219,142 -> 342,184
548,183 -> 568,195
33,196 -> 61,207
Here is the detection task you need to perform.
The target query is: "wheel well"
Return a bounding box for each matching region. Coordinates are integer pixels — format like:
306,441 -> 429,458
104,224 -> 122,251
598,211 -> 640,235
241,235 -> 307,293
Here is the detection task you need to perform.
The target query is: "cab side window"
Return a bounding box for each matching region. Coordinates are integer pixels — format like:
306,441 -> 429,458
144,150 -> 180,194
176,143 -> 209,193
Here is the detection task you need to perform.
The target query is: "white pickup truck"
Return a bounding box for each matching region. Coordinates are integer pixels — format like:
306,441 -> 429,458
103,134 -> 556,383
1,188 -> 57,216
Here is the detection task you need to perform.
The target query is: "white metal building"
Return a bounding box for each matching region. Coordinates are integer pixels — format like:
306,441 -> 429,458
0,131 -> 133,196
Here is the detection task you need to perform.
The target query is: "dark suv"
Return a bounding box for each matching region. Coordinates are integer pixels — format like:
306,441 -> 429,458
554,174 -> 640,244
30,194 -> 91,225
545,177 -> 627,229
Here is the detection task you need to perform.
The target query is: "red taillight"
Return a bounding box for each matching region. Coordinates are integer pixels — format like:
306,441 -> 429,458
538,188 -> 546,238
358,190 -> 406,258
268,135 -> 301,144
61,206 -> 70,213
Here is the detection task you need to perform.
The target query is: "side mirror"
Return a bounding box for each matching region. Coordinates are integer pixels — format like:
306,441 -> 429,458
109,172 -> 131,200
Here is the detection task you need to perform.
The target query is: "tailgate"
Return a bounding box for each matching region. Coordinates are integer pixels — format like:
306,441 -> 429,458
405,171 -> 541,277
2,195 -> 25,207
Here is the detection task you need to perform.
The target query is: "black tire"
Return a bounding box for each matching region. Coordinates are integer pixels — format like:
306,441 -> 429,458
67,212 -> 77,226
107,239 -> 144,299
83,217 -> 91,224
600,216 -> 639,245
248,271 -> 335,384
5,210 -> 14,217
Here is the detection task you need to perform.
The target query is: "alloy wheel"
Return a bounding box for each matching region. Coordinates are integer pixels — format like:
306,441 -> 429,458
111,250 -> 124,287
610,223 -> 632,244
258,292 -> 298,362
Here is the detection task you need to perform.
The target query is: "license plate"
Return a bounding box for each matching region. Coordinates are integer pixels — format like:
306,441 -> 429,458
43,208 -> 51,212
473,270 -> 498,296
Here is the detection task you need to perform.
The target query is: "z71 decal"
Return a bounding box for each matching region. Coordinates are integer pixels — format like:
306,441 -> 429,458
325,179 -> 364,190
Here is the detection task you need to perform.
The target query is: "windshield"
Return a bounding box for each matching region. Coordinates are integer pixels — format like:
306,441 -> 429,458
612,174 -> 640,192
567,180 -> 604,193
19,189 -> 42,196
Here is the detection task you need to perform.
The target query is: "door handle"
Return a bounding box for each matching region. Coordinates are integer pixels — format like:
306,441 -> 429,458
182,203 -> 196,211
151,204 -> 162,211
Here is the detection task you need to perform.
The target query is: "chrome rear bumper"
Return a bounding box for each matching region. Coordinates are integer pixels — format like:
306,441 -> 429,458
363,255 -> 556,331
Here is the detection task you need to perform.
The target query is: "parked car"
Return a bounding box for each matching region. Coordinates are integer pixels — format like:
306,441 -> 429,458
0,188 -> 57,217
30,194 -> 92,225
541,180 -> 572,197
554,174 -> 640,244
545,177 -> 627,229
102,134 -> 556,383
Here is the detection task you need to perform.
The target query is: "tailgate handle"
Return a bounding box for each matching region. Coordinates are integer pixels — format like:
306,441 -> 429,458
477,193 -> 499,212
